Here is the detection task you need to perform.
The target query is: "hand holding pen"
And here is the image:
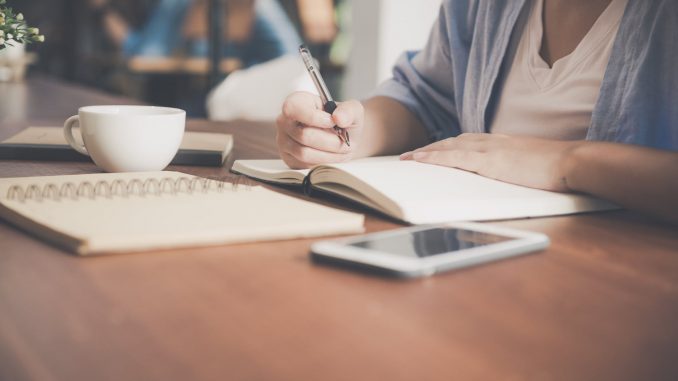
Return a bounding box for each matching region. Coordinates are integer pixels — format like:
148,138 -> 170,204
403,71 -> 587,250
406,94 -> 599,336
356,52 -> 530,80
274,48 -> 365,169
298,45 -> 350,146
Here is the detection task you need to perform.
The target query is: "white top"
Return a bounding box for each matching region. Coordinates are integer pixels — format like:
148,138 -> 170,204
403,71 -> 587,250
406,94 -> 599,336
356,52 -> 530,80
490,0 -> 628,140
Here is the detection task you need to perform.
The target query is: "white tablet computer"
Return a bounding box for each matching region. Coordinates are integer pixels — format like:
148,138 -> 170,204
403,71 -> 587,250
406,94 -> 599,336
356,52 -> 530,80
311,222 -> 549,278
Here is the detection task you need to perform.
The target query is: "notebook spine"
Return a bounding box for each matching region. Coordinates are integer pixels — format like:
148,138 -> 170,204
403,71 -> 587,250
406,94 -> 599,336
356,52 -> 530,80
301,174 -> 313,196
5,175 -> 252,203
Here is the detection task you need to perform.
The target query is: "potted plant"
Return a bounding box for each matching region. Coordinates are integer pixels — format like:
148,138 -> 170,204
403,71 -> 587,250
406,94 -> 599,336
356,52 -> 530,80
0,0 -> 43,81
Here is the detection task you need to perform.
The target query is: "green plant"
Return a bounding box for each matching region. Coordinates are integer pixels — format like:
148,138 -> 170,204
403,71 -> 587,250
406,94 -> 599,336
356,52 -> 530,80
0,0 -> 44,50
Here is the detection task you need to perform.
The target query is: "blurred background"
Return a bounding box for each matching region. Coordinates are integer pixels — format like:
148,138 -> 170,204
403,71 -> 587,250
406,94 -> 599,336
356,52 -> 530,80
1,0 -> 441,119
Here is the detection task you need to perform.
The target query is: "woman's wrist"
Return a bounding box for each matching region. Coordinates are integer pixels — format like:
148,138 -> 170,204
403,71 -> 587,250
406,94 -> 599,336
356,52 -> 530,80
560,140 -> 591,192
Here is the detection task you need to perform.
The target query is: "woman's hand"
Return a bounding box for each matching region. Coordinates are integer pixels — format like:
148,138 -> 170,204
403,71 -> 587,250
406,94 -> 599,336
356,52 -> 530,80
401,133 -> 678,223
276,92 -> 364,169
400,133 -> 582,192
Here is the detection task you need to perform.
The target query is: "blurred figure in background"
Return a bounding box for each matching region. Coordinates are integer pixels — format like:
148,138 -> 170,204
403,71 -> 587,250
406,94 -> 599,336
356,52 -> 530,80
203,0 -> 341,121
88,0 -> 301,67
296,0 -> 335,43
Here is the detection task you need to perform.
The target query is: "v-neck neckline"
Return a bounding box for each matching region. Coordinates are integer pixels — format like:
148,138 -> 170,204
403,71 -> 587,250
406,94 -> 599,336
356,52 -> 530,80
526,0 -> 627,90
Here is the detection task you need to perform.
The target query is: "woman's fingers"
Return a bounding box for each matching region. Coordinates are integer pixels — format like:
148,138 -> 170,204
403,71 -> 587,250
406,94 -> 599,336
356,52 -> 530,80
281,92 -> 335,129
332,100 -> 365,128
411,150 -> 486,173
277,93 -> 361,157
278,135 -> 351,169
400,133 -> 505,160
279,118 -> 350,154
276,93 -> 365,168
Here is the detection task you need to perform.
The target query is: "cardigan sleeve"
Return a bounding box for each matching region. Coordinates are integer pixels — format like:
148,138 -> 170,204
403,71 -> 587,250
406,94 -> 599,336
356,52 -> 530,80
371,1 -> 479,142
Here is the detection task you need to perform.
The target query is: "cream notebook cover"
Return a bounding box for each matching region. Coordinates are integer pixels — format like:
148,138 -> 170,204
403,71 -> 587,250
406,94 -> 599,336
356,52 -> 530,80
232,156 -> 619,224
0,172 -> 364,255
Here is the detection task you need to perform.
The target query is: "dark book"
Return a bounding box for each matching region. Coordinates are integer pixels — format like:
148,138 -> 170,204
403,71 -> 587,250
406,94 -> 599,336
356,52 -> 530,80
0,127 -> 233,167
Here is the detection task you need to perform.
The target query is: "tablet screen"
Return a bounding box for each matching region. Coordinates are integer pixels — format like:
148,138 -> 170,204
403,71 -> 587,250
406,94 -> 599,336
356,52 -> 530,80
349,227 -> 514,258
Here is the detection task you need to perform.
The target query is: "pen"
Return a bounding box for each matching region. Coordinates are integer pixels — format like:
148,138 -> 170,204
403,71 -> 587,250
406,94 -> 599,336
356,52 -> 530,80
298,45 -> 350,146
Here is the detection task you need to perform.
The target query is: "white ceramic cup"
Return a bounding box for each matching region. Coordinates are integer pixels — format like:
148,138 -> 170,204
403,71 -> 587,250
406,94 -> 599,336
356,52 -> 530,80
63,105 -> 186,172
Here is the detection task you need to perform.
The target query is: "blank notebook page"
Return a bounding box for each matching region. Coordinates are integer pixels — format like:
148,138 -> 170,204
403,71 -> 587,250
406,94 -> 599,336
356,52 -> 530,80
326,158 -> 617,223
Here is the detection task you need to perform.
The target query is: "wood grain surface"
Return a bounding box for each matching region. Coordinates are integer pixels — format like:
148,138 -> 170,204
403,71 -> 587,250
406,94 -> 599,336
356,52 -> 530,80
0,76 -> 677,381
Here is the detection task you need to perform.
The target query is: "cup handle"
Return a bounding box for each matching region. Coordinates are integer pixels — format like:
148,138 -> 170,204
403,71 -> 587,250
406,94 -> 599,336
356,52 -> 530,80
63,115 -> 88,156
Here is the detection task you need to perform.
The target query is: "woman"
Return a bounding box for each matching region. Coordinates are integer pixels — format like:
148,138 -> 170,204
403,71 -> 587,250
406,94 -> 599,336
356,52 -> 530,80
276,0 -> 678,222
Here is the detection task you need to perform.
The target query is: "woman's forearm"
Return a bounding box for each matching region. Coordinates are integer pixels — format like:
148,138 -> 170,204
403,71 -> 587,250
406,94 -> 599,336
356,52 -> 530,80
357,96 -> 429,158
564,142 -> 678,223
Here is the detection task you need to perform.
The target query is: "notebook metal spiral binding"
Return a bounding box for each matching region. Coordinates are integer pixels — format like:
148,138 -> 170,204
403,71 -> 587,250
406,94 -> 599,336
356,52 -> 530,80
6,175 -> 254,203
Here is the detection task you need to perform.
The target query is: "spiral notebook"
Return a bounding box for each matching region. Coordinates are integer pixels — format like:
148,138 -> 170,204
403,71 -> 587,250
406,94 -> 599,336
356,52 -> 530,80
0,172 -> 364,255
232,156 -> 619,224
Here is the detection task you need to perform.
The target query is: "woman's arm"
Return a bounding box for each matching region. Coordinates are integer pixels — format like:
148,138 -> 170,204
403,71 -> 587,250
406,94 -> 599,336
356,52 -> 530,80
402,134 -> 678,223
276,1 -> 456,168
356,96 -> 429,158
564,142 -> 678,223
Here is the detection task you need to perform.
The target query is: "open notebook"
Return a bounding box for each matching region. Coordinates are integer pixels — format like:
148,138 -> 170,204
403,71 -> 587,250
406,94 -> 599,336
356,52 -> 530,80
0,172 -> 364,255
0,127 -> 234,166
232,156 -> 619,224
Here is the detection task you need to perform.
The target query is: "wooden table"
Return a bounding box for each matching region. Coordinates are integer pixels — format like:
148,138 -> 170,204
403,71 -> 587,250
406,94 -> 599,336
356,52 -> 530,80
1,76 -> 677,381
